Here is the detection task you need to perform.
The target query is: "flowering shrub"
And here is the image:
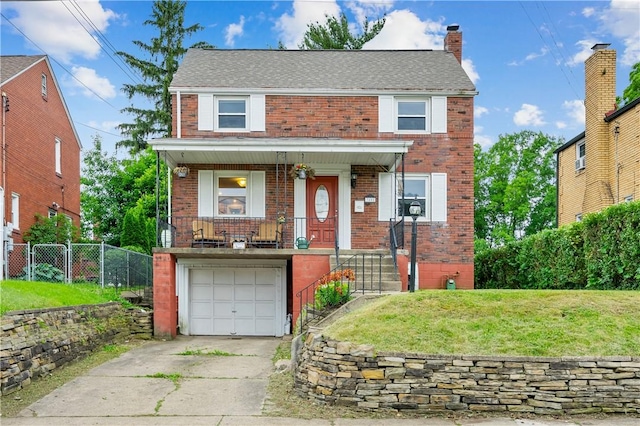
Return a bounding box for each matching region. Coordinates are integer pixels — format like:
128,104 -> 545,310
314,269 -> 355,310
289,163 -> 316,179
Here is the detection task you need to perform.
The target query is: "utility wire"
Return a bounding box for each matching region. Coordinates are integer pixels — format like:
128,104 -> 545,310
519,2 -> 581,100
64,0 -> 144,85
1,12 -> 120,111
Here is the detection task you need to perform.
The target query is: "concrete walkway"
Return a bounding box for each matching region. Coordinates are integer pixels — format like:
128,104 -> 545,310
3,336 -> 638,426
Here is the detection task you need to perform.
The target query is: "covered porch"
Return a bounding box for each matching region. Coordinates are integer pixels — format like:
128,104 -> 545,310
151,137 -> 412,251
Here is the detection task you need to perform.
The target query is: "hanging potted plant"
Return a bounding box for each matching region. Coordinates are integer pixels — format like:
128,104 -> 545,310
173,166 -> 189,178
289,163 -> 315,180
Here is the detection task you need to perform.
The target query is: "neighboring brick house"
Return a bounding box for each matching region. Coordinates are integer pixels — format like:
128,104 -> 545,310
0,55 -> 81,251
555,44 -> 639,226
151,26 -> 476,338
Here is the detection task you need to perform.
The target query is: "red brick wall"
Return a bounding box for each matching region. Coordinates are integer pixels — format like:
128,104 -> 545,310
153,253 -> 177,338
172,93 -> 475,285
291,254 -> 331,326
1,59 -> 81,243
419,262 -> 474,290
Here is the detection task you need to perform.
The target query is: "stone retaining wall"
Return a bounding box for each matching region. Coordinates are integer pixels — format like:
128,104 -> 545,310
295,333 -> 640,415
1,303 -> 153,395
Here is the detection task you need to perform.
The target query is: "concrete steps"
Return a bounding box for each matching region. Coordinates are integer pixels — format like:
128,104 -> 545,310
329,252 -> 402,292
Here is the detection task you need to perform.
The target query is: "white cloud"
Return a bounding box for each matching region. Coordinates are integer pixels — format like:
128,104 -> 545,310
346,0 -> 393,28
513,104 -> 546,127
598,0 -> 640,66
461,58 -> 479,85
5,0 -> 118,63
556,121 -> 567,129
363,9 -> 444,50
562,99 -> 586,126
225,16 -> 245,47
567,39 -> 596,67
582,7 -> 596,18
88,120 -> 121,133
475,106 -> 489,118
274,0 -> 341,48
71,66 -> 116,99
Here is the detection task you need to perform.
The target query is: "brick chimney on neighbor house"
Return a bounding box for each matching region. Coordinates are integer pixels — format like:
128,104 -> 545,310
583,43 -> 616,214
444,25 -> 462,64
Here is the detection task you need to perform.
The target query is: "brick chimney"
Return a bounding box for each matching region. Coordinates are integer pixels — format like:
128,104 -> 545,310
583,43 -> 616,213
444,25 -> 462,64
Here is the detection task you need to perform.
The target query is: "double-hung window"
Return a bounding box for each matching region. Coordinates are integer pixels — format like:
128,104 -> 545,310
41,74 -> 47,97
378,172 -> 447,222
55,137 -> 61,174
378,95 -> 447,134
217,175 -> 248,216
216,98 -> 247,130
11,193 -> 20,230
575,140 -> 586,170
198,94 -> 265,132
198,170 -> 265,218
397,99 -> 428,132
398,177 -> 428,219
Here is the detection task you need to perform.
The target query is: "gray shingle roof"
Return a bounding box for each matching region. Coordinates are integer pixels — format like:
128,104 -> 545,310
171,49 -> 476,93
0,55 -> 45,84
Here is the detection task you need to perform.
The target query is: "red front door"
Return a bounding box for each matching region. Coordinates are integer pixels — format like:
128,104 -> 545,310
306,176 -> 338,249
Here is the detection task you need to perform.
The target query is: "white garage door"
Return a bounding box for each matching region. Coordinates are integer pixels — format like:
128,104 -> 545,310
189,268 -> 277,336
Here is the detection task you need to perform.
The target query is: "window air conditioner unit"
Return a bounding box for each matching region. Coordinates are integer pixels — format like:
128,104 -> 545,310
575,157 -> 585,170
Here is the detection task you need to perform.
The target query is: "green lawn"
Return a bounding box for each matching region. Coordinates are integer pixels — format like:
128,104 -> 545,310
0,280 -> 129,315
323,290 -> 640,357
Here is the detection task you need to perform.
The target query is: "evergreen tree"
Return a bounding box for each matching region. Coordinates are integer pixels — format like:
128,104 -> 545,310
117,0 -> 212,153
299,13 -> 385,50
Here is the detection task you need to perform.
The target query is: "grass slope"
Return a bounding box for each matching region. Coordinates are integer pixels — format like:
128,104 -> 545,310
0,280 -> 128,315
323,290 -> 640,357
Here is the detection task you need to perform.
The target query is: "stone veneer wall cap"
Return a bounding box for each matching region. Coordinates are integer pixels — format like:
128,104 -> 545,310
4,302 -> 121,316
560,355 -> 633,362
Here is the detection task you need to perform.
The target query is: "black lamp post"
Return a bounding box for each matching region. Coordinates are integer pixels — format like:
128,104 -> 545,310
408,199 -> 421,292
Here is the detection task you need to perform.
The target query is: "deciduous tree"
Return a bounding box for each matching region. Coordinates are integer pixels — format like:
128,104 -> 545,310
620,61 -> 640,106
474,131 -> 560,249
81,135 -> 167,246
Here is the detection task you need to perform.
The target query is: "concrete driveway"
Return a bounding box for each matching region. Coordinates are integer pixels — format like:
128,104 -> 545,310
5,336 -> 282,424
3,336 -> 638,426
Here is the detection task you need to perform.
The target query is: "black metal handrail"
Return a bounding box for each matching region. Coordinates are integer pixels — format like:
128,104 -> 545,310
389,218 -> 404,272
295,252 -> 383,334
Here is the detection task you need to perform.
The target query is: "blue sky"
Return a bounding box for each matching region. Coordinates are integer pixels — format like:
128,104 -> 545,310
1,0 -> 639,157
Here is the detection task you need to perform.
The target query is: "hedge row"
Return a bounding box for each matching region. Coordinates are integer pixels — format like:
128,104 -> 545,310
475,201 -> 640,290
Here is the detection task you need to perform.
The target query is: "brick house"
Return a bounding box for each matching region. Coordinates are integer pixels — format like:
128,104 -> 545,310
0,55 -> 81,249
151,26 -> 476,338
555,44 -> 639,226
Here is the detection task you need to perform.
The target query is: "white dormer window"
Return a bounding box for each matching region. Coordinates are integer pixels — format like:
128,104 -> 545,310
575,141 -> 585,170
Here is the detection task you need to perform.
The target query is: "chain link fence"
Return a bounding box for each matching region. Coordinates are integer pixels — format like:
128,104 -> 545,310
4,242 -> 153,290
